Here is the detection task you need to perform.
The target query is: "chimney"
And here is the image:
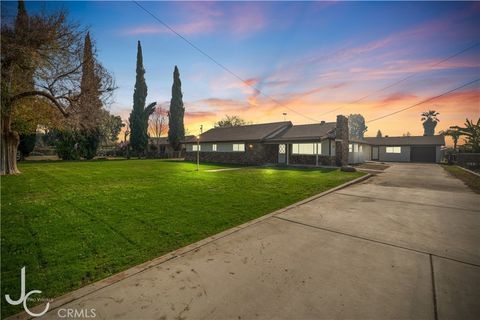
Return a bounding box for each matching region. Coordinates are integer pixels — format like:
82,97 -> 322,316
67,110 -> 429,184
320,120 -> 326,124
335,115 -> 349,167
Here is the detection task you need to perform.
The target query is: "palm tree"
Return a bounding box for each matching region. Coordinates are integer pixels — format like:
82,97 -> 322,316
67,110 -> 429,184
421,110 -> 440,136
440,127 -> 462,151
452,118 -> 480,153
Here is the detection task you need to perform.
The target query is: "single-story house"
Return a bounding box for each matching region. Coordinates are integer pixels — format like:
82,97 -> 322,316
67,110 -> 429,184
363,135 -> 445,163
184,115 -> 446,166
185,115 -> 352,166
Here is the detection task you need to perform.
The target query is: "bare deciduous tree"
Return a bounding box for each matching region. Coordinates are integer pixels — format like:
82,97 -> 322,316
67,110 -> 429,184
148,106 -> 168,155
1,2 -> 114,174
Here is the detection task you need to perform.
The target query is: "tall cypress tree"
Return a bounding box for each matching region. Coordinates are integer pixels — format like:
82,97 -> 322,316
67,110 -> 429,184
16,0 -> 27,25
168,66 -> 185,151
75,32 -> 102,159
56,32 -> 103,160
129,41 -> 155,156
79,32 -> 102,127
14,0 -> 34,92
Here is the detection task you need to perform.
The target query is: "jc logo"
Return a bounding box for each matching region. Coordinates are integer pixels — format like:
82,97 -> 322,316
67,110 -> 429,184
5,267 -> 50,317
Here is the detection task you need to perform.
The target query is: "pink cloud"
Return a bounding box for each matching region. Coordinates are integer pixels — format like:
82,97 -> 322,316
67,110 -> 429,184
123,2 -> 269,37
382,92 -> 418,104
185,111 -> 217,119
242,78 -> 260,87
229,3 -> 267,35
197,98 -> 249,111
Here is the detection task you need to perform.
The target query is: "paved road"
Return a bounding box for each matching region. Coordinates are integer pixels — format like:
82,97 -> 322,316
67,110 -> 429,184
32,164 -> 480,319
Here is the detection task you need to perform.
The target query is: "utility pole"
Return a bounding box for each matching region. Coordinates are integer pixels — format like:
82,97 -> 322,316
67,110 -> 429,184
196,135 -> 200,171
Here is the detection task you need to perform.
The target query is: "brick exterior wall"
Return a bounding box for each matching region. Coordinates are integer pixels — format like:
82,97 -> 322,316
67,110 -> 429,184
289,154 -> 335,166
185,143 -> 278,165
335,115 -> 349,166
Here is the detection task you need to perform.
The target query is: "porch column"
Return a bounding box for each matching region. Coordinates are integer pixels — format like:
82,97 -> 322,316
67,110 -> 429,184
286,144 -> 289,165
315,141 -> 319,167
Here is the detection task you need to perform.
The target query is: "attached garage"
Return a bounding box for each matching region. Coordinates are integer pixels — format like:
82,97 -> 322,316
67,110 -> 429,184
410,146 -> 436,163
364,135 -> 445,163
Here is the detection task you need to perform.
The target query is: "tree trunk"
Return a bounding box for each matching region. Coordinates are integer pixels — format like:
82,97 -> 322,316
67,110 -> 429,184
1,114 -> 21,175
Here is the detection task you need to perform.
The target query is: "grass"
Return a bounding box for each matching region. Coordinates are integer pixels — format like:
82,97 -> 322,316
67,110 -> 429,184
442,164 -> 480,194
1,160 -> 364,317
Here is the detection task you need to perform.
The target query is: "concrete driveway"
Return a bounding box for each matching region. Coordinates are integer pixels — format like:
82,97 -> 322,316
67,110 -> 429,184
25,163 -> 480,320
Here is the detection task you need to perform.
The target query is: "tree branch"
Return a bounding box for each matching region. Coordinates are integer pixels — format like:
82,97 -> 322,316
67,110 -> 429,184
11,91 -> 69,117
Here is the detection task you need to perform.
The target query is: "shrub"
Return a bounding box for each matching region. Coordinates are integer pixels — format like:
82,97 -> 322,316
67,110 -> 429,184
55,131 -> 80,160
18,133 -> 37,160
79,129 -> 101,160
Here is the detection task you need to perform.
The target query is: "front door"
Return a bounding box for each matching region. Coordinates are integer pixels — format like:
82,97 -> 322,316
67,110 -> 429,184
278,144 -> 286,164
372,146 -> 379,160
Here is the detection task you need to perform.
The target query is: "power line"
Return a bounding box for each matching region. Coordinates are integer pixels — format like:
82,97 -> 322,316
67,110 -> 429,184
319,41 -> 480,117
134,1 -> 479,124
133,1 -> 320,122
366,78 -> 480,123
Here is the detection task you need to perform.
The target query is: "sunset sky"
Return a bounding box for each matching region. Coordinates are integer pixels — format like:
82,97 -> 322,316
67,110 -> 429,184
4,1 -> 480,140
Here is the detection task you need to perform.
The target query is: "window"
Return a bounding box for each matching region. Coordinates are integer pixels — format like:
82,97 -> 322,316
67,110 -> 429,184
192,144 -> 200,151
212,144 -> 217,152
292,144 -> 298,154
279,144 -> 286,154
359,145 -> 363,152
318,140 -> 335,156
349,144 -> 353,152
354,144 -> 359,152
233,144 -> 245,152
386,146 -> 401,153
292,143 -> 316,155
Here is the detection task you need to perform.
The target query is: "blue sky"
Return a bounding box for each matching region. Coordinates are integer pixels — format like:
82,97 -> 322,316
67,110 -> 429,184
4,1 -> 480,137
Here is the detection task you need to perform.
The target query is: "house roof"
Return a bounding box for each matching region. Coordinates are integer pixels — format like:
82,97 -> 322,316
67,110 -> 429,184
364,135 -> 445,146
348,137 -> 369,144
266,122 -> 336,142
182,135 -> 197,143
195,122 -> 292,143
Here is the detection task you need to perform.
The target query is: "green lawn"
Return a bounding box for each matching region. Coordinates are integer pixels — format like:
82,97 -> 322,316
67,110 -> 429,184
1,160 -> 363,317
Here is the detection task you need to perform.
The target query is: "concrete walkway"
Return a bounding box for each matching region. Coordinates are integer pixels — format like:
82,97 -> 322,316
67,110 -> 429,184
24,164 -> 480,319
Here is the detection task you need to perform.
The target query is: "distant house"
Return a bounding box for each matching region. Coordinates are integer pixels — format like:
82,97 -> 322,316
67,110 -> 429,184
149,135 -> 196,157
363,135 -> 445,163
